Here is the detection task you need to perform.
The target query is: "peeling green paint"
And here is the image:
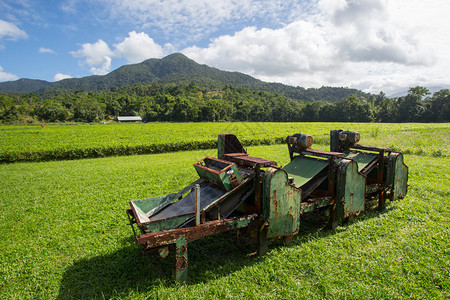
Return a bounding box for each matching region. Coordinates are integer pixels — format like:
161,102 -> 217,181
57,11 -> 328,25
175,236 -> 188,282
336,159 -> 366,220
263,168 -> 301,238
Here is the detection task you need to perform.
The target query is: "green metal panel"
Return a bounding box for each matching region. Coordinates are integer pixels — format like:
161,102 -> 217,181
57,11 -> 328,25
335,159 -> 366,220
343,152 -> 378,172
143,214 -> 194,232
131,194 -> 175,219
263,168 -> 302,238
283,156 -> 328,188
387,153 -> 408,200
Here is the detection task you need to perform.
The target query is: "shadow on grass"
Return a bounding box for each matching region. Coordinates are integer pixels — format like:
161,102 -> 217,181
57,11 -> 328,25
56,231 -> 261,299
57,200 -> 395,299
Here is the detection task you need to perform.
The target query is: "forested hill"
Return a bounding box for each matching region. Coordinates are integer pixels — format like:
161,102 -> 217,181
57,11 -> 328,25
0,53 -> 370,102
0,78 -> 51,93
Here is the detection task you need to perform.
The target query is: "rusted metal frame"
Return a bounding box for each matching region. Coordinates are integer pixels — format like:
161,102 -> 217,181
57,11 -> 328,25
195,184 -> 201,225
200,211 -> 206,224
356,149 -> 387,209
175,236 -> 188,282
287,144 -> 294,161
257,222 -> 268,256
129,203 -> 143,227
352,144 -> 392,153
219,134 -> 247,157
126,209 -> 139,241
224,155 -> 277,168
140,244 -> 169,256
223,153 -> 249,157
300,148 -> 344,159
328,157 -> 336,199
328,157 -> 338,229
137,214 -> 259,248
194,156 -> 235,175
138,211 -> 194,227
254,165 -> 263,213
376,150 -> 386,210
300,197 -> 334,214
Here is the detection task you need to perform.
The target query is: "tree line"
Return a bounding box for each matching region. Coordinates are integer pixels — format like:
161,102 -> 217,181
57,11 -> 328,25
0,83 -> 448,123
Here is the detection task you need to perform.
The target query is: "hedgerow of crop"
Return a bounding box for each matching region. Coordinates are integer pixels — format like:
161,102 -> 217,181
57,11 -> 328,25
1,122 -> 448,163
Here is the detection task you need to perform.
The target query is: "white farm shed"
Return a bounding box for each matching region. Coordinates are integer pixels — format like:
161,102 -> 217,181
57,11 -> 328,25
117,116 -> 142,122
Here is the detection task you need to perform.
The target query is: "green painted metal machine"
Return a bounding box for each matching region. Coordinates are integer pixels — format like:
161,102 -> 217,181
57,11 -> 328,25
330,129 -> 408,208
126,130 -> 408,282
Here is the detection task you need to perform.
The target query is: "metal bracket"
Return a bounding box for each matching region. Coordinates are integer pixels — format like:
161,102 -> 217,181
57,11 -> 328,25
126,209 -> 139,242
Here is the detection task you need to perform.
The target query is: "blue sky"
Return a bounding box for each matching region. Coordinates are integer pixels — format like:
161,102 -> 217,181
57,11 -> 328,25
0,0 -> 449,94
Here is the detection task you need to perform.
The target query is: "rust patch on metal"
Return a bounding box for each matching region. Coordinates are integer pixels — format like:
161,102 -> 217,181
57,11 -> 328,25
158,246 -> 169,258
176,257 -> 187,269
303,148 -> 344,158
352,144 -> 392,152
137,214 -> 258,248
225,154 -> 277,168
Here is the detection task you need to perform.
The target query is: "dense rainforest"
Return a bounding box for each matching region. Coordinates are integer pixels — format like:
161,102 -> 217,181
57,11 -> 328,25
0,83 -> 449,123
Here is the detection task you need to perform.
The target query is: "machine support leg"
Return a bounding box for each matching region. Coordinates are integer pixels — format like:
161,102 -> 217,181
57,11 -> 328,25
328,204 -> 338,230
377,153 -> 385,211
378,190 -> 386,211
175,236 -> 188,282
257,226 -> 268,256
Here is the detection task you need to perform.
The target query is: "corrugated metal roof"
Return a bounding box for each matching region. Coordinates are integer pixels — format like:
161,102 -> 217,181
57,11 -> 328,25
117,116 -> 142,121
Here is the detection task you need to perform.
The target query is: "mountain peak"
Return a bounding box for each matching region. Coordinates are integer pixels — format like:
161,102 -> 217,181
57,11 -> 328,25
162,52 -> 190,60
0,53 -> 371,102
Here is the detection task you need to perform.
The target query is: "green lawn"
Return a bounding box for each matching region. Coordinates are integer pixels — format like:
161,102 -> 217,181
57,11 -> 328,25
0,132 -> 449,298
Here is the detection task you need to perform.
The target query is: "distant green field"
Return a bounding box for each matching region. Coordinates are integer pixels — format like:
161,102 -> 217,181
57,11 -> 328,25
1,122 -> 449,162
1,124 -> 449,299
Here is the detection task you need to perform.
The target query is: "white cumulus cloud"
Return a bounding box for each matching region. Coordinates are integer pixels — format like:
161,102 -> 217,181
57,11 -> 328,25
114,31 -> 165,63
182,0 -> 450,94
183,21 -> 336,77
71,39 -> 114,75
39,47 -> 56,54
0,66 -> 19,82
0,19 -> 28,41
71,31 -> 171,75
54,73 -> 72,81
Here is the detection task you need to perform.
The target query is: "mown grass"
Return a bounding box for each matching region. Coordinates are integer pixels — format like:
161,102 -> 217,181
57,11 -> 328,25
1,122 -> 448,162
1,132 -> 449,299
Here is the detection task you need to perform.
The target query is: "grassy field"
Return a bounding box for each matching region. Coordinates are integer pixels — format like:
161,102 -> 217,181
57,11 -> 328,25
1,122 -> 448,162
0,123 -> 449,299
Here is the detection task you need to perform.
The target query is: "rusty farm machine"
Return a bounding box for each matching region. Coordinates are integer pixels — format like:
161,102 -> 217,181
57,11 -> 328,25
126,130 -> 408,282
